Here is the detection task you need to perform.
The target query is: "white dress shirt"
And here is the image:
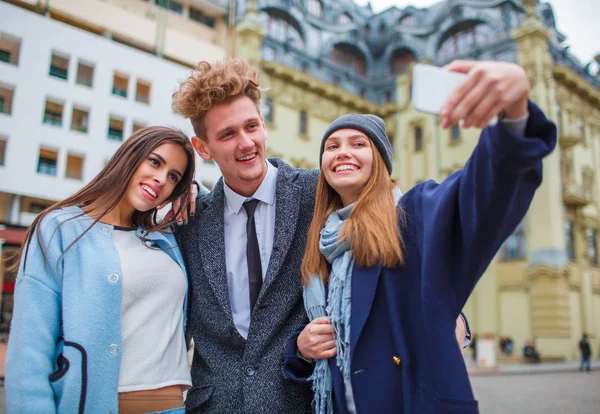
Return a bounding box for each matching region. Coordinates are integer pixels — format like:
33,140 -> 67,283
223,160 -> 278,338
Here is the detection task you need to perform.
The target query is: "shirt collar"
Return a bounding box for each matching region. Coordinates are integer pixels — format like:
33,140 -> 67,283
223,160 -> 278,214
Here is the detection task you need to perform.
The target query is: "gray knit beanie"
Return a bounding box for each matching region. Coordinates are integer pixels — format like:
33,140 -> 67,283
320,114 -> 393,174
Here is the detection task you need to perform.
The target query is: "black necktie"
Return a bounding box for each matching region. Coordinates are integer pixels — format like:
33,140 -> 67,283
243,199 -> 263,311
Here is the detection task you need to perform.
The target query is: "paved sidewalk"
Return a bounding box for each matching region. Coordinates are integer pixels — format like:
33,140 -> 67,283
469,360 -> 598,376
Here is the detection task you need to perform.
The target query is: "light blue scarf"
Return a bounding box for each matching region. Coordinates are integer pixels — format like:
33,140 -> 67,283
303,188 -> 402,414
304,207 -> 354,414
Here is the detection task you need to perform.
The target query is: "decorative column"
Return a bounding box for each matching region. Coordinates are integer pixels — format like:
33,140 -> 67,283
233,0 -> 265,67
512,0 -> 571,355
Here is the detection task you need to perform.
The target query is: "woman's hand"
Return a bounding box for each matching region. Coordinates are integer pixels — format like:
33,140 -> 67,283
441,60 -> 530,129
297,316 -> 337,360
160,182 -> 198,225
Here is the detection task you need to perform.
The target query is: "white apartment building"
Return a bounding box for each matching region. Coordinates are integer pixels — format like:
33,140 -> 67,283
0,1 -> 225,327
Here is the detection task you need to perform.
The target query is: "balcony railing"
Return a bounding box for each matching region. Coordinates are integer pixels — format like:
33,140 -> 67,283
562,182 -> 591,207
72,123 -> 88,133
559,124 -> 584,148
43,112 -> 63,126
0,50 -> 11,64
49,66 -> 68,80
135,95 -> 150,104
108,127 -> 124,141
37,162 -> 57,176
77,77 -> 93,87
112,87 -> 127,97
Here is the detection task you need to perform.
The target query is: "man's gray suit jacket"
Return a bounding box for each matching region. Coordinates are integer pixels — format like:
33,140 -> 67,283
177,158 -> 318,413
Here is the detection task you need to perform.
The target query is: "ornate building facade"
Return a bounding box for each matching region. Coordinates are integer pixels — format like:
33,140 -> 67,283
233,0 -> 600,360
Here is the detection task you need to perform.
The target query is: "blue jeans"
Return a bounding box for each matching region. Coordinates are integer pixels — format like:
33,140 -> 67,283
580,356 -> 591,372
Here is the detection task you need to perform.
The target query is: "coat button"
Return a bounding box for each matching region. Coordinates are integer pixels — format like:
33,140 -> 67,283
108,274 -> 119,284
244,366 -> 255,376
393,356 -> 401,366
108,344 -> 119,355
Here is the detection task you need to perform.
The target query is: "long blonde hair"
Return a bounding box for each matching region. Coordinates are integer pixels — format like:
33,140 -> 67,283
301,143 -> 404,286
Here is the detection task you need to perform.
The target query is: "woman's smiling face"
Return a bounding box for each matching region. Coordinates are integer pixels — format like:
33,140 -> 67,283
321,128 -> 374,206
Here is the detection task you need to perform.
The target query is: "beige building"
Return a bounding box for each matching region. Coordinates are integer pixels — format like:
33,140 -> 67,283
234,0 -> 600,361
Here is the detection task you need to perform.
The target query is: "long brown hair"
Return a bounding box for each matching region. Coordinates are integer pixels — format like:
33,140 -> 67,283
15,126 -> 195,272
301,142 -> 404,286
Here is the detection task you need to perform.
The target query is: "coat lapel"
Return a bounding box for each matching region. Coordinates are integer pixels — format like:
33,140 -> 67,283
259,161 -> 301,299
195,179 -> 234,324
350,263 -> 382,358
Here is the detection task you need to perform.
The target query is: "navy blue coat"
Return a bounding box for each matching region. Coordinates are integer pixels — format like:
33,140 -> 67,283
283,102 -> 556,414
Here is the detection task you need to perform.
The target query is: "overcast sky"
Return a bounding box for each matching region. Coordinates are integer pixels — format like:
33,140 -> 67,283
355,0 -> 598,65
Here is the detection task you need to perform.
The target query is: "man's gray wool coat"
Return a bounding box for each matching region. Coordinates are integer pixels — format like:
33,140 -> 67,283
176,158 -> 318,413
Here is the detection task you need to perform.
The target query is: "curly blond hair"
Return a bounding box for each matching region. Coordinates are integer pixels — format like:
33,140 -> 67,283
172,58 -> 262,140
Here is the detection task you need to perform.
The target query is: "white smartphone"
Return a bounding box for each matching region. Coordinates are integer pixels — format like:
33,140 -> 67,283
411,63 -> 497,126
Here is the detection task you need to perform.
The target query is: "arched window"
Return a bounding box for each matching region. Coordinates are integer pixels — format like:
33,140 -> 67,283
399,14 -> 416,26
307,0 -> 323,18
438,22 -> 496,62
499,222 -> 526,260
390,49 -> 414,75
263,11 -> 304,48
338,13 -> 353,25
331,43 -> 367,76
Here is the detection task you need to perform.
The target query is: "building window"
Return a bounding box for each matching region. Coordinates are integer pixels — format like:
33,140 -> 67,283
331,43 -> 366,76
189,7 -> 215,28
112,72 -> 129,98
338,13 -> 353,25
263,97 -> 274,124
133,121 -> 146,133
37,148 -> 58,176
0,136 -> 6,166
499,222 -> 526,260
307,0 -> 323,18
399,14 -> 416,26
71,107 -> 89,133
0,32 -> 21,66
155,0 -> 183,14
565,220 -> 575,261
360,89 -> 367,99
414,126 -> 423,152
451,125 -> 461,141
76,60 -> 94,87
390,49 -> 414,76
0,83 -> 15,115
438,23 -> 496,62
384,91 -> 392,103
378,22 -> 386,35
108,116 -> 125,141
299,110 -> 308,136
49,52 -> 69,80
135,79 -> 151,104
264,13 -> 304,48
588,229 -> 598,266
43,99 -> 64,127
65,153 -> 84,180
263,47 -> 276,62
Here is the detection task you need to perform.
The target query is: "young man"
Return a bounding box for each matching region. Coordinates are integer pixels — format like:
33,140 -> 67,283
172,59 -> 473,413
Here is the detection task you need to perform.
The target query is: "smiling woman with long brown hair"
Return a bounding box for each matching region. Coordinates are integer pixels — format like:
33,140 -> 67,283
283,61 -> 557,414
5,126 -> 196,414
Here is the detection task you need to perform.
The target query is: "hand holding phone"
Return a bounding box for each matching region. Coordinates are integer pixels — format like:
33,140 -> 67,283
412,63 -> 498,127
412,61 -> 530,129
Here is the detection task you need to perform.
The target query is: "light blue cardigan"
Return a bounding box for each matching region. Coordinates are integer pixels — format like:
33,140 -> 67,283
5,205 -> 188,413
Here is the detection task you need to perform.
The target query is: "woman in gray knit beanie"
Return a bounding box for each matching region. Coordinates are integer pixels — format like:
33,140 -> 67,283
283,60 -> 557,413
